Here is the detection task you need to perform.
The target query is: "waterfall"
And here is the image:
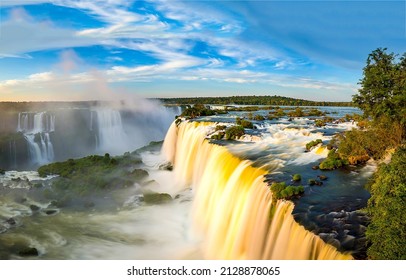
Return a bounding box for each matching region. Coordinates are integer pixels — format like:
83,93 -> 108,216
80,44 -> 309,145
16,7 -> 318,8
17,112 -> 55,165
93,108 -> 128,154
162,121 -> 352,260
9,140 -> 17,169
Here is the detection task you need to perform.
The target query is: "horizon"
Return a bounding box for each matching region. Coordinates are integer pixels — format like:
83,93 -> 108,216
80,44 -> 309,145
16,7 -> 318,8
0,1 -> 405,102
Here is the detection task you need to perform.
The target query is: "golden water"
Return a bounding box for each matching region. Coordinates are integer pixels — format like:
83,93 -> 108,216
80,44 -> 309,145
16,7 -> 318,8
163,121 -> 352,260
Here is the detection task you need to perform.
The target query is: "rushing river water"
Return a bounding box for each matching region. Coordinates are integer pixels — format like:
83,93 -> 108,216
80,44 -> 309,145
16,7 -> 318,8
0,106 -> 372,259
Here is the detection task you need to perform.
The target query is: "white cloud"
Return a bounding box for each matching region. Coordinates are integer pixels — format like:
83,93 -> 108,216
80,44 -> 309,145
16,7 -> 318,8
0,7 -> 97,57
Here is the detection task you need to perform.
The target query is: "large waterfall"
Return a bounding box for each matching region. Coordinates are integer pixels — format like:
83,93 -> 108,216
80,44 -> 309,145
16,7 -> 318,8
163,121 -> 353,260
17,112 -> 55,165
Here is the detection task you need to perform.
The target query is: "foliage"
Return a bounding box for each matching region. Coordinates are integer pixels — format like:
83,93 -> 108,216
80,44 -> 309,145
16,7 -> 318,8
180,104 -> 216,118
270,182 -> 304,200
365,147 -> 406,259
225,125 -> 245,140
37,152 -> 146,191
292,174 -> 301,181
211,132 -> 225,140
215,125 -> 227,131
334,117 -> 403,164
319,149 -> 349,170
287,107 -> 305,117
236,117 -> 254,129
353,48 -> 406,127
253,114 -> 265,121
305,139 -> 322,151
159,95 -> 353,107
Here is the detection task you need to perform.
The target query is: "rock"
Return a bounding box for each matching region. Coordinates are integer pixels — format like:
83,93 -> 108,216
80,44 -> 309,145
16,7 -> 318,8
6,218 -> 16,225
308,179 -> 316,186
18,247 -> 39,257
159,162 -> 173,171
44,209 -> 58,216
341,235 -> 356,250
317,175 -> 328,181
314,180 -> 323,186
312,165 -> 319,170
0,168 -> 5,175
143,192 -> 172,204
30,205 -> 40,211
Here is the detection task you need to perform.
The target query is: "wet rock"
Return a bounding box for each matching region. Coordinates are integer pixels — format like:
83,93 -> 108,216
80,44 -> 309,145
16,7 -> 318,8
18,247 -> 39,257
30,205 -> 40,211
327,238 -> 341,249
312,165 -> 319,170
44,209 -> 58,216
143,192 -> 172,204
341,235 -> 356,250
317,175 -> 328,181
159,162 -> 173,171
314,180 -> 323,186
6,218 -> 16,225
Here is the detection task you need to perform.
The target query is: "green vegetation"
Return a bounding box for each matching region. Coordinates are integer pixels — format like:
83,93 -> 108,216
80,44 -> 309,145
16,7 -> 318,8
353,48 -> 406,126
236,117 -> 254,129
225,125 -> 245,140
160,95 -> 353,107
180,104 -> 216,118
211,132 -> 225,140
38,151 -> 146,192
364,147 -> 406,259
270,182 -> 304,200
287,107 -> 305,117
292,174 -> 301,182
305,139 -> 322,151
329,48 -> 406,259
319,150 -> 349,170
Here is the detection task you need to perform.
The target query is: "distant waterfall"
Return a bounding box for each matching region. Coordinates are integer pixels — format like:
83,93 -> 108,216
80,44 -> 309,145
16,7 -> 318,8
162,121 -> 352,260
17,112 -> 55,165
8,140 -> 17,169
92,109 -> 128,155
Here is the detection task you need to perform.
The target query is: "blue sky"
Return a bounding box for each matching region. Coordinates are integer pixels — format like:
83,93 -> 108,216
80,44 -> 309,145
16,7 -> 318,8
0,0 -> 404,102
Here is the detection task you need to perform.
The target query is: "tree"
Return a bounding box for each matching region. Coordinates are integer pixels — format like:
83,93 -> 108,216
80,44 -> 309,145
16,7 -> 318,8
365,147 -> 406,259
353,48 -> 406,125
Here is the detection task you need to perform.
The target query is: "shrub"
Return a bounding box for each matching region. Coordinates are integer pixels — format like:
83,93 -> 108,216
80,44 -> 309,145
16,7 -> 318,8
292,174 -> 301,181
236,117 -> 254,129
253,115 -> 265,121
365,147 -> 406,259
319,149 -> 349,170
225,126 -> 245,140
305,139 -> 323,151
270,182 -> 305,200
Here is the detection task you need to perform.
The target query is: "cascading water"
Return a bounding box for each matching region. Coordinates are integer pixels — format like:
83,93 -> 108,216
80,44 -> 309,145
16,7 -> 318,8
17,112 -> 55,165
162,121 -> 353,260
92,109 -> 128,155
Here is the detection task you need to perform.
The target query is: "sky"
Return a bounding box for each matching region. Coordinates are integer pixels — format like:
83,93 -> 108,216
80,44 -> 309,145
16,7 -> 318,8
0,0 -> 405,102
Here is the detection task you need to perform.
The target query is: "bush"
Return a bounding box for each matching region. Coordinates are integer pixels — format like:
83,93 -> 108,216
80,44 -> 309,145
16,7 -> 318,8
215,125 -> 227,131
319,149 -> 348,170
365,147 -> 406,259
225,126 -> 245,140
236,117 -> 254,129
292,174 -> 301,181
270,182 -> 305,200
253,115 -> 265,121
305,139 -> 322,151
